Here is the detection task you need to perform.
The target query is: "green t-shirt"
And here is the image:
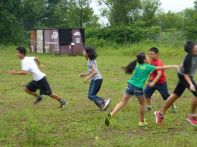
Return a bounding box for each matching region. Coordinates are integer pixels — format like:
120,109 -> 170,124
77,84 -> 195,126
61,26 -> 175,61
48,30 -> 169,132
128,64 -> 156,89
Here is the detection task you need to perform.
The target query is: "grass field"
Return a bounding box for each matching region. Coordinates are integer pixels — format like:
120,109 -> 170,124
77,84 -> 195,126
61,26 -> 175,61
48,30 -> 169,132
0,44 -> 197,147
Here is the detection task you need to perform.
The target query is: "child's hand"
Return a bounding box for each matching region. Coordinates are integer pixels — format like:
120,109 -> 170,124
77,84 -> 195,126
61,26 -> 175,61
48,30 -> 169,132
84,78 -> 89,83
80,74 -> 86,78
149,82 -> 155,87
176,65 -> 181,70
190,84 -> 196,92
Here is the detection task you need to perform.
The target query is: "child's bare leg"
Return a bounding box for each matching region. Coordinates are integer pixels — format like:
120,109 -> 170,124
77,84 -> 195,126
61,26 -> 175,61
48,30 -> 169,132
146,98 -> 151,106
137,96 -> 145,122
161,94 -> 179,114
111,94 -> 130,117
191,97 -> 197,114
25,88 -> 38,97
49,93 -> 66,108
49,93 -> 61,101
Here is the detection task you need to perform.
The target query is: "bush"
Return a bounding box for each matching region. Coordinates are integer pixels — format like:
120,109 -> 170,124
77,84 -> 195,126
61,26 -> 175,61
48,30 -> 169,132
86,25 -> 163,45
185,26 -> 197,41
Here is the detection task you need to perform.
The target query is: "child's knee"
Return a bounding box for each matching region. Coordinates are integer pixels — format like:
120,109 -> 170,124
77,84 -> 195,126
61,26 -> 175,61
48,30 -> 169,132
88,94 -> 94,100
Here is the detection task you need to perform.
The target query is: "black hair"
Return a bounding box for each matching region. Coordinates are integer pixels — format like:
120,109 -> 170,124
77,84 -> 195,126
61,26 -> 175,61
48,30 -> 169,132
184,41 -> 195,54
16,47 -> 26,55
85,46 -> 97,60
149,47 -> 159,54
124,52 -> 146,74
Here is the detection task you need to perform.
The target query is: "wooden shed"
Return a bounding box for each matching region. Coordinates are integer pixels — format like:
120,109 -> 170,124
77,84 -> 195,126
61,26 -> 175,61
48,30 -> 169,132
30,28 -> 85,55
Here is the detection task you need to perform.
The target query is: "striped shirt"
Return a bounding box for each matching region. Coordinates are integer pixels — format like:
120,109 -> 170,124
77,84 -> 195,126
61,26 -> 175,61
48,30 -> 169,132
87,59 -> 102,80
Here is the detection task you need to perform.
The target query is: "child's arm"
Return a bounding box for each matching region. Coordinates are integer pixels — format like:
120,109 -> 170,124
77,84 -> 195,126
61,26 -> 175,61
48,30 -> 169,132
149,70 -> 162,87
9,70 -> 28,75
184,74 -> 196,92
84,66 -> 97,83
35,57 -> 41,65
34,57 -> 45,68
80,73 -> 90,78
156,65 -> 179,70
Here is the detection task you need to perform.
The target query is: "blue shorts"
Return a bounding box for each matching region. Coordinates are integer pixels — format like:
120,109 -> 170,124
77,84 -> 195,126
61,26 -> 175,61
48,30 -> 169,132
125,83 -> 143,97
144,82 -> 170,100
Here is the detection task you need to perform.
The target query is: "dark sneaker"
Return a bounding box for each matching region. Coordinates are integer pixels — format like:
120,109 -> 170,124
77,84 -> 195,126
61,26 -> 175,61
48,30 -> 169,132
105,113 -> 112,126
59,99 -> 67,108
154,111 -> 164,124
100,99 -> 111,111
145,106 -> 153,112
34,96 -> 43,104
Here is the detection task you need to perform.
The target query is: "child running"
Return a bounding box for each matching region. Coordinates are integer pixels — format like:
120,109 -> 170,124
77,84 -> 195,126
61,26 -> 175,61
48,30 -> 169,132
154,41 -> 197,126
144,47 -> 176,112
105,52 -> 178,126
9,47 -> 67,108
80,47 -> 111,111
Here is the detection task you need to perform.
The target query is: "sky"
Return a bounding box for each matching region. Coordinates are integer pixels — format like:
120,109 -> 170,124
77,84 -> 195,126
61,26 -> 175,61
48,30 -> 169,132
91,0 -> 196,25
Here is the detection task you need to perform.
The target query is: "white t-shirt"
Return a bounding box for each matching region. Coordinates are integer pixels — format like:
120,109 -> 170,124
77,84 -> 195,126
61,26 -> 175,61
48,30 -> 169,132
21,57 -> 46,81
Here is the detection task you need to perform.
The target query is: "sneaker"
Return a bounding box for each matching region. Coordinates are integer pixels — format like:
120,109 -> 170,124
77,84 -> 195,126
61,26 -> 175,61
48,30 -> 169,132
34,95 -> 43,104
171,105 -> 177,113
59,99 -> 67,108
186,115 -> 197,126
138,120 -> 148,127
100,99 -> 111,111
145,106 -> 153,112
105,113 -> 112,126
154,111 -> 164,124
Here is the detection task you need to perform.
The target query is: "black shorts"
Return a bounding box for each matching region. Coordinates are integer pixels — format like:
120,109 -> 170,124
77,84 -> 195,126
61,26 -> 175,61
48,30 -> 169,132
144,82 -> 170,100
173,74 -> 197,97
26,77 -> 52,96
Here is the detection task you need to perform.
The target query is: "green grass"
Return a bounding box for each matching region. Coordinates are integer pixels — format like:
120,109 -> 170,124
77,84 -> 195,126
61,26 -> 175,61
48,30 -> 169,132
0,44 -> 197,147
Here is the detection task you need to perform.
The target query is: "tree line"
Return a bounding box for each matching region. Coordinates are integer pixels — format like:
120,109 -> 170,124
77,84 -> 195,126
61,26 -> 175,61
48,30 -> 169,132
0,0 -> 197,45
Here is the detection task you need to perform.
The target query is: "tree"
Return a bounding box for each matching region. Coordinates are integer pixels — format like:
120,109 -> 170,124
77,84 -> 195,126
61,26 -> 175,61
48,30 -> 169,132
194,0 -> 197,10
66,0 -> 99,28
141,0 -> 160,26
156,11 -> 184,30
0,0 -> 24,44
184,7 -> 197,40
98,0 -> 141,25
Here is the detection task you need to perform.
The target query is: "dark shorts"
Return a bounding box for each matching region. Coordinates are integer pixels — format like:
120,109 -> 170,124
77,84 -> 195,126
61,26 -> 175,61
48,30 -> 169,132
125,83 -> 143,97
26,77 -> 52,96
144,82 -> 170,100
173,74 -> 197,97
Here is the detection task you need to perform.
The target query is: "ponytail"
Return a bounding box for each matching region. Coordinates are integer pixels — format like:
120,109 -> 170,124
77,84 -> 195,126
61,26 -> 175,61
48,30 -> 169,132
123,52 -> 146,74
123,59 -> 137,74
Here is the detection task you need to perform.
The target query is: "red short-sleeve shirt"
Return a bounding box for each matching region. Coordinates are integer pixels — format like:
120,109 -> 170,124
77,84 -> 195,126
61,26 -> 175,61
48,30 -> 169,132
150,58 -> 166,84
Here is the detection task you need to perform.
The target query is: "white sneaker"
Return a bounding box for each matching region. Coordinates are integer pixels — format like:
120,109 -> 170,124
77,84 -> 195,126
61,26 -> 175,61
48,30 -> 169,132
101,99 -> 111,111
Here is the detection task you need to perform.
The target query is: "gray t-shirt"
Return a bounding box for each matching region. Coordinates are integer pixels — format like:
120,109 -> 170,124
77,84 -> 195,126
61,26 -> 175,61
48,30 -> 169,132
87,59 -> 102,80
179,54 -> 197,77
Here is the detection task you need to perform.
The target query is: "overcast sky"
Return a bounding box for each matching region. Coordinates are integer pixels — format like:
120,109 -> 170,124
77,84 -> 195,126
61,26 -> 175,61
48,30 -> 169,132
91,0 -> 195,25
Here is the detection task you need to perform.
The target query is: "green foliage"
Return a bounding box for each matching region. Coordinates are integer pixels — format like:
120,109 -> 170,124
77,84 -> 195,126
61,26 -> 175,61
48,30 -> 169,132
1,0 -> 197,45
157,11 -> 185,30
184,8 -> 197,41
86,24 -> 163,44
141,0 -> 161,26
0,0 -> 98,44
